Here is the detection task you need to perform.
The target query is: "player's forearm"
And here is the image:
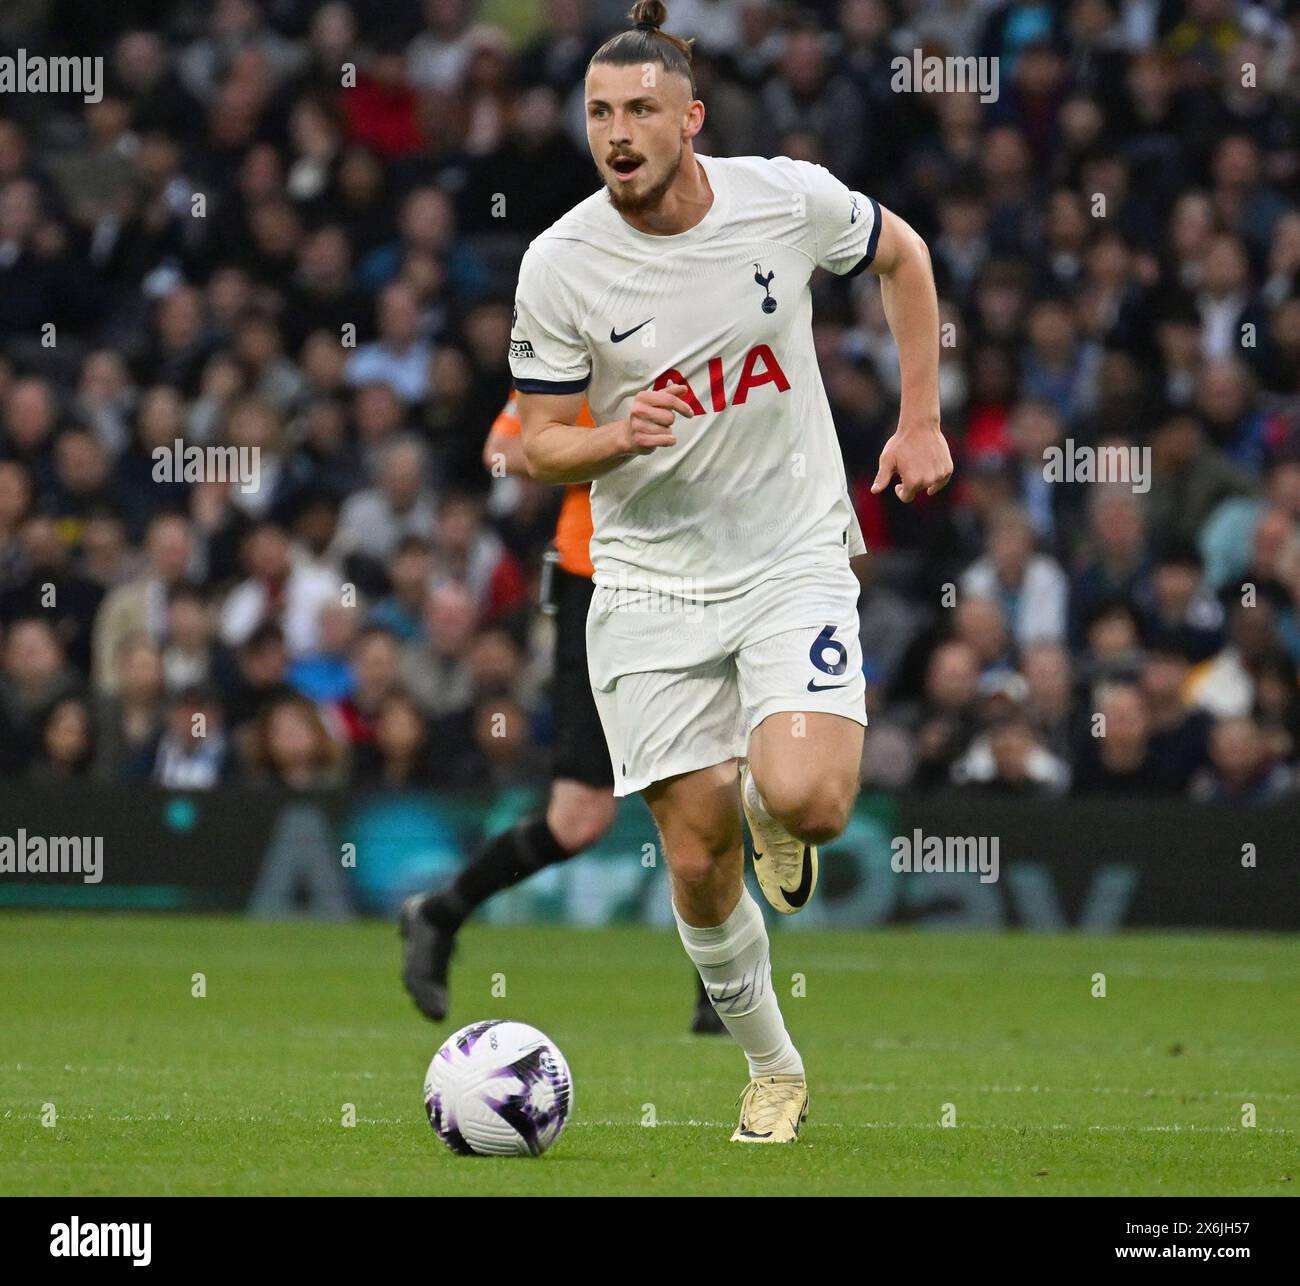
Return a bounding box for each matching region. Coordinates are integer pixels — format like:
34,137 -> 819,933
483,430 -> 528,477
523,418 -> 631,484
878,234 -> 942,433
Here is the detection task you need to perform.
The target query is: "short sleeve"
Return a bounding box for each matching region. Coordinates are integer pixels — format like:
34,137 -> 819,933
847,505 -> 867,557
510,247 -> 591,394
793,159 -> 882,279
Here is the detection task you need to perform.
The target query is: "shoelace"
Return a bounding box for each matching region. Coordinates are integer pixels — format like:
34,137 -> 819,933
738,1080 -> 803,1134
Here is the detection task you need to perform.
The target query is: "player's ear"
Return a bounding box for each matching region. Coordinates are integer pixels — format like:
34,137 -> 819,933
683,98 -> 705,140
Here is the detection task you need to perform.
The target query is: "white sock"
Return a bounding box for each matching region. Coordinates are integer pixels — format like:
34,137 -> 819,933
674,888 -> 804,1079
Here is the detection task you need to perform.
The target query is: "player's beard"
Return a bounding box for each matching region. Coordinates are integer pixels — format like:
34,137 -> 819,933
604,142 -> 683,215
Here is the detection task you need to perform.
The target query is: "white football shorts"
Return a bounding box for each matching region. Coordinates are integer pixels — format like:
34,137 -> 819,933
586,561 -> 867,796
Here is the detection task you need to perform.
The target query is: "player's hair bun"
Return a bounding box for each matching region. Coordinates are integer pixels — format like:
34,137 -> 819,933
630,0 -> 668,32
591,0 -> 694,94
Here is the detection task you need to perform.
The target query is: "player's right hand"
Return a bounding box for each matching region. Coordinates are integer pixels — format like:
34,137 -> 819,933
618,383 -> 692,456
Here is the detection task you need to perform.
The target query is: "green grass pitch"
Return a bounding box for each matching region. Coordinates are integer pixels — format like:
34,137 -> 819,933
1,913 -> 1296,1195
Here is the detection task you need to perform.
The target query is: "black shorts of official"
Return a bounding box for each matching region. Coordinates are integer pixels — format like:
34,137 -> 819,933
551,568 -> 615,789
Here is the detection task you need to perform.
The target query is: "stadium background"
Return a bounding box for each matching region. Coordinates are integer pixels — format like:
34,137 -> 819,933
0,0 -> 1298,926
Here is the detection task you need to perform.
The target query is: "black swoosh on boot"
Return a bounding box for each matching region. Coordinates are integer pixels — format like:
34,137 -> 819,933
782,847 -> 814,909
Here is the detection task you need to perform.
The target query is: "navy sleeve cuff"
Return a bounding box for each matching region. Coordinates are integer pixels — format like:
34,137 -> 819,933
514,376 -> 591,394
843,197 -> 883,279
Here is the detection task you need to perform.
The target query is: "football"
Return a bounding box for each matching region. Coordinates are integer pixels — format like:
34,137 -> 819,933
424,1019 -> 573,1157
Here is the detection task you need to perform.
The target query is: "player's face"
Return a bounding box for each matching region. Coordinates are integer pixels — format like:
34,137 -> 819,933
585,62 -> 694,214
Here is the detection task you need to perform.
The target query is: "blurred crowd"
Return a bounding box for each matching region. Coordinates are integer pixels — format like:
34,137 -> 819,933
0,0 -> 1298,798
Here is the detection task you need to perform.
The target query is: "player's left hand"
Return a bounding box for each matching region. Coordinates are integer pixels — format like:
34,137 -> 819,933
870,423 -> 953,503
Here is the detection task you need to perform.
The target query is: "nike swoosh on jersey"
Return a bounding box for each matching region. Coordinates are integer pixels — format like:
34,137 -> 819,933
610,318 -> 654,343
806,679 -> 849,692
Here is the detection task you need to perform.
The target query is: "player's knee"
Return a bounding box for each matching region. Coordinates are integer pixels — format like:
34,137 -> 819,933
662,818 -> 741,888
548,790 -> 616,852
667,845 -> 718,890
769,782 -> 856,846
551,811 -> 609,853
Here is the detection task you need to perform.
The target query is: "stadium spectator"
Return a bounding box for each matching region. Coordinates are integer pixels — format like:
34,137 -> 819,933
288,601 -> 361,703
1149,413 -> 1248,548
1069,490 -> 1150,648
400,580 -> 476,716
1079,599 -> 1146,698
952,713 -> 1070,796
160,581 -> 229,694
351,382 -> 411,478
1250,647 -> 1300,763
355,687 -> 438,787
1,515 -> 105,676
78,509 -> 139,591
369,536 -> 434,643
1139,643 -> 1213,791
1,378 -> 60,497
94,634 -> 166,782
1190,714 -> 1294,803
429,491 -> 527,622
758,24 -> 865,184
92,513 -> 193,692
1134,545 -> 1225,662
962,505 -> 1069,647
334,624 -> 403,746
220,522 -> 339,658
30,696 -> 97,782
1073,682 -> 1176,794
408,0 -> 478,94
1188,597 -> 1279,719
0,461 -> 34,580
224,620 -> 293,739
248,691 -> 346,789
910,639 -> 981,790
332,435 -> 439,566
1020,298 -> 1102,427
1021,640 -> 1076,761
282,225 -> 372,358
152,685 -> 232,789
346,279 -> 434,402
230,314 -> 308,415
0,618 -> 82,772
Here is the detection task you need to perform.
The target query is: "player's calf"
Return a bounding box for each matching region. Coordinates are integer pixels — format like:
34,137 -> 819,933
645,760 -> 745,924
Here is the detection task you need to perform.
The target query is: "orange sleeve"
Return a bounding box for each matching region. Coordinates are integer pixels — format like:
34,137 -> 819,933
493,390 -> 596,579
490,392 -> 522,439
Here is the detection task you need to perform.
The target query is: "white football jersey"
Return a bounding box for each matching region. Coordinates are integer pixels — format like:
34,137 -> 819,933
510,153 -> 880,599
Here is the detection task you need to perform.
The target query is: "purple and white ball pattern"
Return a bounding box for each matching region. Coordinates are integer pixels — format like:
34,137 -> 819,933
424,1019 -> 573,1157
